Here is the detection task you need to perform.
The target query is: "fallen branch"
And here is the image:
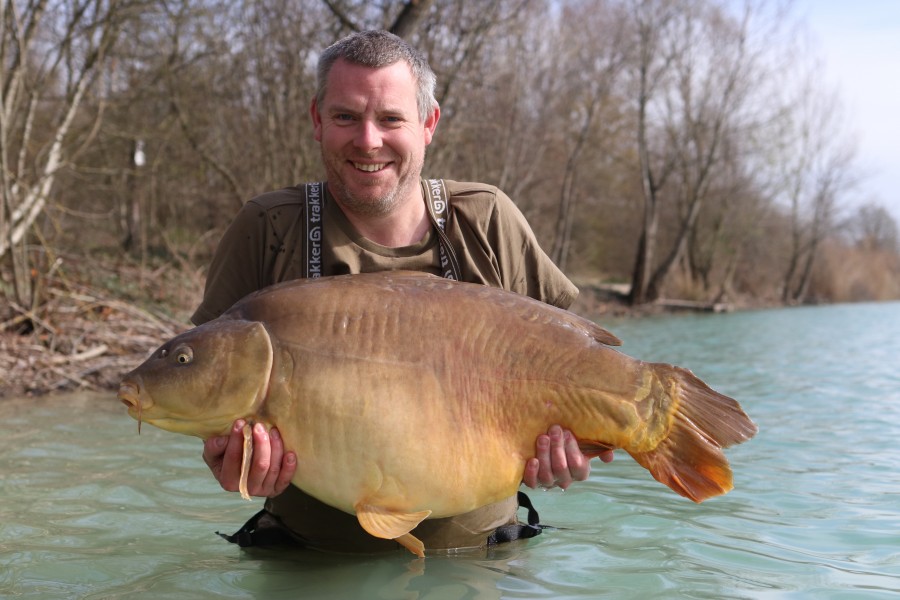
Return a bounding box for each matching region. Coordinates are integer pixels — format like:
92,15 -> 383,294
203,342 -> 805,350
1,276 -> 190,398
49,344 -> 109,364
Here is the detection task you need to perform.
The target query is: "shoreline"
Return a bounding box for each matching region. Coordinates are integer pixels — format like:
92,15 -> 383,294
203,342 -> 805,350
1,283 -> 189,399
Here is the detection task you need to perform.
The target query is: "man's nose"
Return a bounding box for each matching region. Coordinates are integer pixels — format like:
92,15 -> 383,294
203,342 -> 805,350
354,120 -> 383,152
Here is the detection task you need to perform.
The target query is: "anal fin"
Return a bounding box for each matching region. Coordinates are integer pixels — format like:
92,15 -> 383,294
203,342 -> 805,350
356,503 -> 431,558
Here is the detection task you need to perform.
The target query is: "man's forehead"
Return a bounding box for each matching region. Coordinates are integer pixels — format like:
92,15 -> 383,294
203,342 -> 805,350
322,59 -> 418,110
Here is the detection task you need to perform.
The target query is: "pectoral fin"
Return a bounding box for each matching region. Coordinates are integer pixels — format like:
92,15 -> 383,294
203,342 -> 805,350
355,503 -> 432,557
239,422 -> 253,501
578,440 -> 615,459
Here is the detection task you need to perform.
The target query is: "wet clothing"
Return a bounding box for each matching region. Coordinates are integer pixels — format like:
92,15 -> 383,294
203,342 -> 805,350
193,178 -> 577,552
219,492 -> 547,552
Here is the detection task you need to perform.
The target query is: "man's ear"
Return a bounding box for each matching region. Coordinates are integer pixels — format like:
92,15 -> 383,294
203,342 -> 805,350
423,104 -> 440,146
310,98 -> 323,142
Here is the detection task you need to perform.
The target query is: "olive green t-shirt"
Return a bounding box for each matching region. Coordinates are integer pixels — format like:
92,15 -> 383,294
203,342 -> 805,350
191,178 -> 578,552
192,179 -> 577,324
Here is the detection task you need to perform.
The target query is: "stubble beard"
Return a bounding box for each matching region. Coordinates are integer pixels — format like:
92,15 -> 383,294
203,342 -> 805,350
324,151 -> 425,218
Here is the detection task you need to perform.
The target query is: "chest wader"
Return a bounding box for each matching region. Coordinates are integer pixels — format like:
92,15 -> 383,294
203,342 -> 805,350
217,180 -> 548,551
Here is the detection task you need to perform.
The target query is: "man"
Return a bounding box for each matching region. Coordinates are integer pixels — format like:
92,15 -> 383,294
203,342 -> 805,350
194,30 -> 612,553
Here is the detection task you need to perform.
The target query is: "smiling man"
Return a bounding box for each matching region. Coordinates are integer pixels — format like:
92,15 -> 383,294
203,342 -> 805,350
312,58 -> 437,246
192,30 -> 612,554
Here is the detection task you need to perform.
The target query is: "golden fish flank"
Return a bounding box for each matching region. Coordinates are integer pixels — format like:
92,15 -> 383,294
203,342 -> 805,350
118,271 -> 758,558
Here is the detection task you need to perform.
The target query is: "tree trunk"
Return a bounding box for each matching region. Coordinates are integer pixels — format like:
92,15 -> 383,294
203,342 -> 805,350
390,0 -> 436,39
551,97 -> 599,270
0,0 -> 126,304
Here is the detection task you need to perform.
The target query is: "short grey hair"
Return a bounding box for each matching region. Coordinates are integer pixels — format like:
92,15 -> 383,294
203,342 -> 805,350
316,30 -> 438,122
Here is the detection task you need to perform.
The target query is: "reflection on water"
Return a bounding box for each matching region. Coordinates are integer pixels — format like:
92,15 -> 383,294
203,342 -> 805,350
2,302 -> 899,599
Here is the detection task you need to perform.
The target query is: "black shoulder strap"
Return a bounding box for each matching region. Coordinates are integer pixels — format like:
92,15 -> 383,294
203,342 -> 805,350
304,182 -> 324,278
425,179 -> 462,281
305,180 -> 461,281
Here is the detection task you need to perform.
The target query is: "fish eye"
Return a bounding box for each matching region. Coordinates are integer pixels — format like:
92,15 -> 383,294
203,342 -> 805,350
173,346 -> 193,365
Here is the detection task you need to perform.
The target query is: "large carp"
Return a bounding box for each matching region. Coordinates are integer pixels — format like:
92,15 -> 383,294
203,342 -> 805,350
117,271 -> 757,557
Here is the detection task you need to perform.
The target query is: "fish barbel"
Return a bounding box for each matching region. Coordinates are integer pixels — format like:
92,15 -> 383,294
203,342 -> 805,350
117,271 -> 757,557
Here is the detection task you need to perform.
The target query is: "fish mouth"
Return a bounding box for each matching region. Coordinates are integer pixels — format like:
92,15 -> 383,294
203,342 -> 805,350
118,381 -> 149,434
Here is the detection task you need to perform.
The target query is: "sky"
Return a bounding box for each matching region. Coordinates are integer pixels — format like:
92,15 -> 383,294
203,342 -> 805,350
791,0 -> 900,222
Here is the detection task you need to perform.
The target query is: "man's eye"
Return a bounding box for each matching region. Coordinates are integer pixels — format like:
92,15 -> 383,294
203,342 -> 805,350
335,114 -> 355,121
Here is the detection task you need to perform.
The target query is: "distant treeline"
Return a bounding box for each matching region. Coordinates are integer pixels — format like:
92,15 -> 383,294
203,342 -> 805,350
2,0 -> 899,324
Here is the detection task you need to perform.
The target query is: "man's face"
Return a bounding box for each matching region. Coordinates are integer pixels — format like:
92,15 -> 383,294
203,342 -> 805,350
311,58 -> 439,217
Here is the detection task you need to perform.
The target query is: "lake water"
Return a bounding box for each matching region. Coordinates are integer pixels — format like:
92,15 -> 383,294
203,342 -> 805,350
2,302 -> 899,599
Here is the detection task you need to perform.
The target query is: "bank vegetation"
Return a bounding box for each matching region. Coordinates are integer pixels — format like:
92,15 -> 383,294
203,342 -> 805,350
2,0 -> 899,397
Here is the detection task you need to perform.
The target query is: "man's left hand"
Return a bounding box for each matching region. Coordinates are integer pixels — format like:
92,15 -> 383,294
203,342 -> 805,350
522,424 -> 613,490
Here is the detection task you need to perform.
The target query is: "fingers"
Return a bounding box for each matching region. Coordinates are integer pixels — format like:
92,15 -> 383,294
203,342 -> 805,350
202,434 -> 227,480
205,420 -> 250,493
201,420 -> 296,498
524,426 -> 564,489
523,432 -> 551,489
522,457 -> 541,489
546,425 -> 572,489
522,425 -> 595,490
259,427 -> 298,497
245,423 -> 273,495
563,429 -> 591,485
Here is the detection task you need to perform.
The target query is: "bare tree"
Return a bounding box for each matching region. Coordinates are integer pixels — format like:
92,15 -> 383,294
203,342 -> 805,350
414,0 -> 541,182
849,202 -> 899,254
548,1 -> 628,271
773,68 -> 859,304
1,0 -> 130,308
320,0 -> 436,37
627,0 -> 681,304
389,0 -> 436,37
628,0 -> 785,304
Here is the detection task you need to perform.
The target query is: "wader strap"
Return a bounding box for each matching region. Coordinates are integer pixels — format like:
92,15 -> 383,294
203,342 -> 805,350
304,180 -> 460,280
486,491 -> 548,545
425,179 -> 462,280
304,182 -> 324,279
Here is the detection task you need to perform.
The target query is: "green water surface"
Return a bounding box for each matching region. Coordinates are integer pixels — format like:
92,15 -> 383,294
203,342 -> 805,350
2,302 -> 898,599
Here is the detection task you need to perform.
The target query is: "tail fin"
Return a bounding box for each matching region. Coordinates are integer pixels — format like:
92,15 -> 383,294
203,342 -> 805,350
629,365 -> 757,503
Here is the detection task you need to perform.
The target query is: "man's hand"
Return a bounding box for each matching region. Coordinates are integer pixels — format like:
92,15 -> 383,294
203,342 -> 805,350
522,424 -> 613,490
202,419 -> 297,498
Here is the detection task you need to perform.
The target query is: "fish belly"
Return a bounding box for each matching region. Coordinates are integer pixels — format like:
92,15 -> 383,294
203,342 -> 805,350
258,318 -> 654,518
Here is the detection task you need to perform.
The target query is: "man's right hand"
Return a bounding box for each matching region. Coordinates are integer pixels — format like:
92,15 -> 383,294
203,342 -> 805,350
202,419 -> 297,498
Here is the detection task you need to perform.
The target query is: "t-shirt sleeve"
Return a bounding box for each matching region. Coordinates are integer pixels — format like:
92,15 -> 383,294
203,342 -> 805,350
489,189 -> 579,309
443,181 -> 579,308
191,200 -> 271,325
